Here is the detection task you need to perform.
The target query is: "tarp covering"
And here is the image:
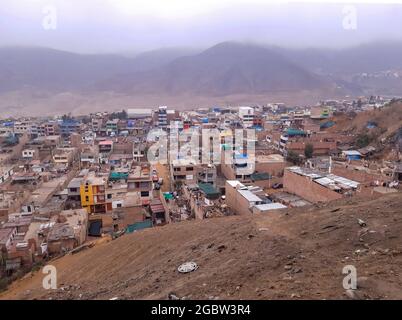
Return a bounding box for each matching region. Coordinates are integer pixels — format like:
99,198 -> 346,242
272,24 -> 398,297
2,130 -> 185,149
126,220 -> 152,234
320,121 -> 335,129
109,172 -> 128,180
163,192 -> 174,200
251,172 -> 271,181
198,183 -> 221,200
286,128 -> 306,136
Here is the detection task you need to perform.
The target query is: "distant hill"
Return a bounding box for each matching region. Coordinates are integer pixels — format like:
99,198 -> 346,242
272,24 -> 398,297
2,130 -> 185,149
0,47 -> 197,93
128,47 -> 201,72
278,42 -> 402,95
0,47 -> 135,92
279,41 -> 402,75
2,41 -> 402,98
96,42 -> 332,95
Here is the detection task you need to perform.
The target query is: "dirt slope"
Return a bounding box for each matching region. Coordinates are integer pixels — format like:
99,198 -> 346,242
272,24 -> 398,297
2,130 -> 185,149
329,102 -> 402,139
1,193 -> 402,300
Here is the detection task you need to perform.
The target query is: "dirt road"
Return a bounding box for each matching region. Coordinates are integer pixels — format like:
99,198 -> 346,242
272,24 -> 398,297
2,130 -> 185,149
154,163 -> 171,192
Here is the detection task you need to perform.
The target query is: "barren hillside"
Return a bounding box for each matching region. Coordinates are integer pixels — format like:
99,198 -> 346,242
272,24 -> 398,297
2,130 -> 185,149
1,192 -> 402,300
328,102 -> 402,139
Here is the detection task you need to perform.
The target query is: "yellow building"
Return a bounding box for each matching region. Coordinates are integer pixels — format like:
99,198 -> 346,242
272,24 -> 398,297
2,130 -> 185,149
80,174 -> 112,214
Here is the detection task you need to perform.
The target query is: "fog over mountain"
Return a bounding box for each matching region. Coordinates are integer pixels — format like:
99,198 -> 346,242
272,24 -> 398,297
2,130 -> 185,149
1,1 -> 402,116
2,41 -> 402,97
278,41 -> 402,75
1,1 -> 402,53
0,47 -> 199,93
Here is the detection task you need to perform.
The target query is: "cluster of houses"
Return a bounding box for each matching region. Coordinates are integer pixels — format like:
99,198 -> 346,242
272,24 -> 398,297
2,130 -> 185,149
1,98 -> 401,276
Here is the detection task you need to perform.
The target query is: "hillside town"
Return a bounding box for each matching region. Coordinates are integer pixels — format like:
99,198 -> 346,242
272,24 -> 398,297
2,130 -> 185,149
1,95 -> 401,288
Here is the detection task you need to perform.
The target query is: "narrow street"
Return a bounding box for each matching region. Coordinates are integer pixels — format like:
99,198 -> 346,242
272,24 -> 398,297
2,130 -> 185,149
154,163 -> 171,192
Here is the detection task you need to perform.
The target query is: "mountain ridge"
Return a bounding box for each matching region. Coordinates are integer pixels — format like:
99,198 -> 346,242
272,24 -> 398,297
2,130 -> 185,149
1,41 -> 402,98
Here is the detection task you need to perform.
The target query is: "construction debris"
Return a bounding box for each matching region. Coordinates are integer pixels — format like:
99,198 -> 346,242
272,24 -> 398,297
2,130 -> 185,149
357,219 -> 367,227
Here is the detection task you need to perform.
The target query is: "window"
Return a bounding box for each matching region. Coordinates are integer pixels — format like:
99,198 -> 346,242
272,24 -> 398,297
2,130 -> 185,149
107,194 -> 112,199
140,191 -> 149,197
186,167 -> 193,171
117,203 -> 122,208
139,181 -> 151,188
85,196 -> 89,202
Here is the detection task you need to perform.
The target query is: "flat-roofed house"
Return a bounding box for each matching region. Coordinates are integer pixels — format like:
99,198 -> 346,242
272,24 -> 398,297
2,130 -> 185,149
170,159 -> 197,185
284,166 -> 360,203
127,164 -> 153,205
225,180 -> 286,215
47,209 -> 88,255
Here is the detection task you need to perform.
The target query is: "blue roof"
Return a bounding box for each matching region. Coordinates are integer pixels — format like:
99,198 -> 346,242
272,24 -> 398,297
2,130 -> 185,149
234,152 -> 248,159
250,125 -> 263,131
320,121 -> 335,129
61,119 -> 79,125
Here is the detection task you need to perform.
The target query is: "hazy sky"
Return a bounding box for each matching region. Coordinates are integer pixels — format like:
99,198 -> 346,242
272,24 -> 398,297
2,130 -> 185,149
1,0 -> 402,53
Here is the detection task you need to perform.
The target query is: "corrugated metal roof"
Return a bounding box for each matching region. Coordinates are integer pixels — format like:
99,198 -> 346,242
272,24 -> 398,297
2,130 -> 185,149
288,167 -> 324,179
150,204 -> 165,214
288,166 -> 359,190
255,203 -> 287,211
343,150 -> 362,156
238,189 -> 262,202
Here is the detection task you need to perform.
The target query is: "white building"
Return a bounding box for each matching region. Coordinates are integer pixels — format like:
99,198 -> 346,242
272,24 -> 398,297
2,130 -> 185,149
127,108 -> 153,119
0,166 -> 14,185
238,106 -> 254,128
22,149 -> 36,159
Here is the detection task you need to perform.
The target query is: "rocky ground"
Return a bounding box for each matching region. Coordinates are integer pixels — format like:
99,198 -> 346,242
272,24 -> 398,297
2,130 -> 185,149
1,192 -> 402,300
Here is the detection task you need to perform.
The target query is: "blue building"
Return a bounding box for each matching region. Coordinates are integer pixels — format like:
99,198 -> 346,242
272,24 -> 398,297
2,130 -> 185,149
59,119 -> 80,136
